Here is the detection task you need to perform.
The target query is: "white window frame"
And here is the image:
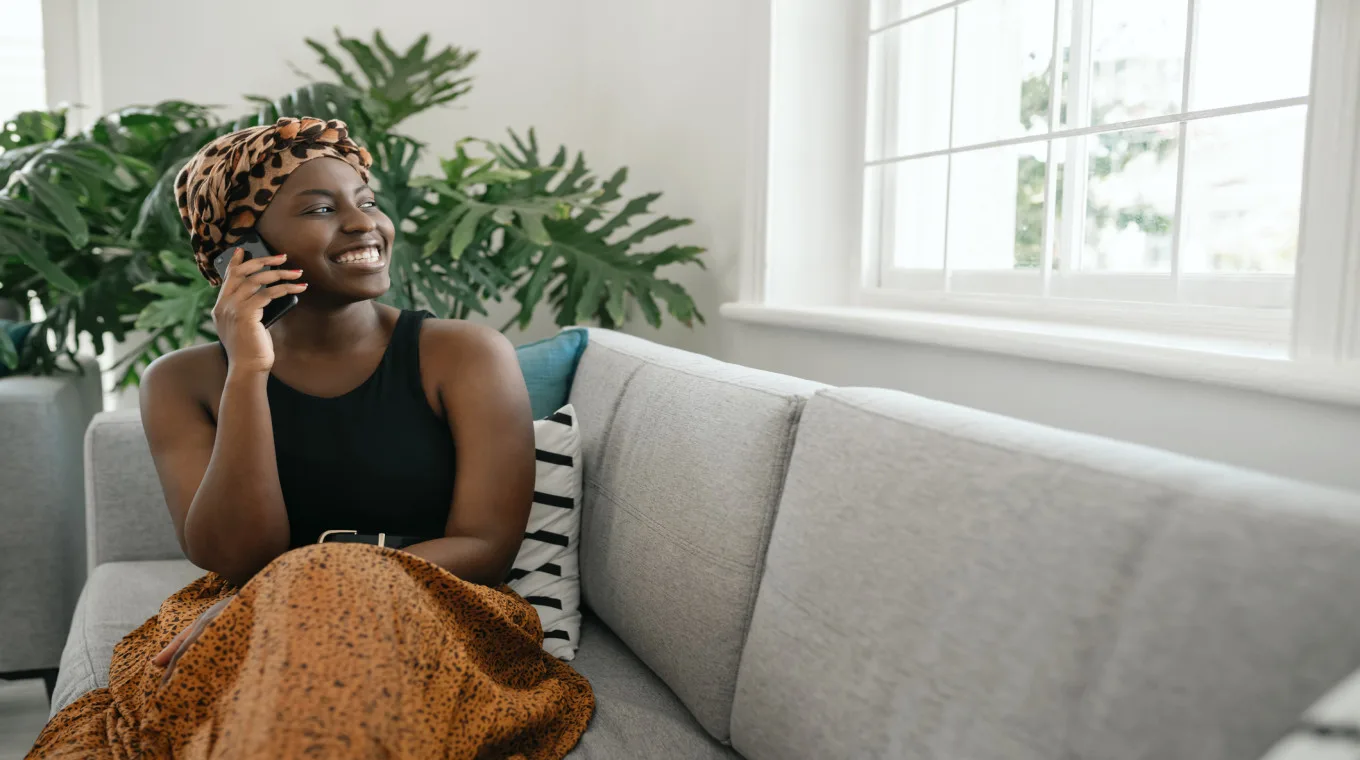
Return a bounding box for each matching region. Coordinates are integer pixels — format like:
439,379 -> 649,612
1293,0 -> 1360,363
31,0 -> 102,131
851,0 -> 1356,355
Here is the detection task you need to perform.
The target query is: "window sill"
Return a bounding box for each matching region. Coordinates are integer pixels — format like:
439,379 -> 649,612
719,302 -> 1360,407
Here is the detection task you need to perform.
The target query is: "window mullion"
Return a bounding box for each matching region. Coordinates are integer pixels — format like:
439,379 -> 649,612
941,8 -> 960,292
875,16 -> 902,290
1058,0 -> 1093,275
1169,0 -> 1200,302
1039,0 -> 1066,295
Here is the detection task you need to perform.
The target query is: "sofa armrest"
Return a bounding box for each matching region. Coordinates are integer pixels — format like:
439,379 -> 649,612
0,368 -> 101,671
85,409 -> 184,569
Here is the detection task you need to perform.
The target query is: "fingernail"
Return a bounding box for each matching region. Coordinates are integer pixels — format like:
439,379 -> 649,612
291,269 -> 303,273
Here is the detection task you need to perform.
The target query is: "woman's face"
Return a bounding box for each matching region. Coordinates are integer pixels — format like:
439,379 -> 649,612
253,157 -> 395,304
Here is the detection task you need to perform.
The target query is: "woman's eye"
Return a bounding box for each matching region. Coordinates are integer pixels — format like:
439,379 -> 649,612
305,205 -> 335,215
360,199 -> 377,209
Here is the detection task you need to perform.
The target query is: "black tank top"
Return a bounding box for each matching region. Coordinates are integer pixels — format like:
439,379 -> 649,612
225,309 -> 456,548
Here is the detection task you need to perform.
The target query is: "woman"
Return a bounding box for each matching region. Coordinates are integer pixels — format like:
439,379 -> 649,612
28,118 -> 594,759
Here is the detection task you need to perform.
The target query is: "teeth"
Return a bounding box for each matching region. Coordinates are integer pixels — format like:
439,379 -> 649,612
335,247 -> 380,264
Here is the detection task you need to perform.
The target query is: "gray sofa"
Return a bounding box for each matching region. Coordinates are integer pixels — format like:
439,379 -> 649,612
0,365 -> 102,689
47,328 -> 1360,759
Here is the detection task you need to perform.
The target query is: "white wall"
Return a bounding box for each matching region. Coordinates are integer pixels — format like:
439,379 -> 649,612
93,1 -> 590,158
571,0 -> 768,359
70,0 -> 1360,490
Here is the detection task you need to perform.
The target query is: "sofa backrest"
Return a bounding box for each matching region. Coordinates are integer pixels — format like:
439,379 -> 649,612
730,387 -> 1360,760
568,328 -> 824,742
84,408 -> 183,569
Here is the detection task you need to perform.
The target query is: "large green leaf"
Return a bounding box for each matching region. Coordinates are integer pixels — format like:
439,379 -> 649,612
0,143 -> 42,188
0,226 -> 80,292
1,109 -> 65,152
0,196 -> 62,233
305,30 -> 476,132
18,172 -> 88,248
0,324 -> 17,369
486,134 -> 705,331
132,161 -> 191,245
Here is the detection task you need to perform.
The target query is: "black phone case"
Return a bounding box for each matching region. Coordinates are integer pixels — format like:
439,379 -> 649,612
210,233 -> 298,328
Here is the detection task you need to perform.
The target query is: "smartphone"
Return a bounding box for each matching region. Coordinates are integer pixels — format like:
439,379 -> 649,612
210,231 -> 298,328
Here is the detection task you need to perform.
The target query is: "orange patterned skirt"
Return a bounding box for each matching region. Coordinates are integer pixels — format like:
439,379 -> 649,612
28,543 -> 594,759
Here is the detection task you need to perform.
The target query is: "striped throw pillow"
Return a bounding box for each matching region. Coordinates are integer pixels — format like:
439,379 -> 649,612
1261,669 -> 1360,759
508,404 -> 583,660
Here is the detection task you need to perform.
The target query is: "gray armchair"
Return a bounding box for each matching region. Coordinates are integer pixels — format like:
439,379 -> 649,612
0,365 -> 103,695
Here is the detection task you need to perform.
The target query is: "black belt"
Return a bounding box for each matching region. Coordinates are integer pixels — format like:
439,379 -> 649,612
316,530 -> 432,550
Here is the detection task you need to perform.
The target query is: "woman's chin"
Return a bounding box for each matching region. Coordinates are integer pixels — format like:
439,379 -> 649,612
304,273 -> 391,305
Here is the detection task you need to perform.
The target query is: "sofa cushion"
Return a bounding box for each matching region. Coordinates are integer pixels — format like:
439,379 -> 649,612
52,561 -> 729,758
566,615 -> 737,759
568,329 -> 824,740
51,559 -> 204,716
731,387 -> 1360,760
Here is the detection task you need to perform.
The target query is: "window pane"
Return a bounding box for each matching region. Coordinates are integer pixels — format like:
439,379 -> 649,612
948,143 -> 1049,271
0,0 -> 47,128
953,0 -> 1057,147
1088,0 -> 1187,126
884,156 -> 949,269
872,0 -> 959,28
876,11 -> 956,158
1191,0 -> 1315,111
1082,124 -> 1179,272
1180,106 -> 1306,274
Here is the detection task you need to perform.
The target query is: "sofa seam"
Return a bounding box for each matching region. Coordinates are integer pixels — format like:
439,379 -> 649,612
730,395 -> 806,731
578,343 -> 648,615
84,423 -> 100,574
79,582 -> 98,695
1059,499 -> 1175,755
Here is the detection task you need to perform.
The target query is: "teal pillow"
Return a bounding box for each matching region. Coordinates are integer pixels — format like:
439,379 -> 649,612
0,320 -> 34,378
516,328 -> 589,420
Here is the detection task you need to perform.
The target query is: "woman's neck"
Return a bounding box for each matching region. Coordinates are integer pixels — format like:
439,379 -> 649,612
268,300 -> 388,355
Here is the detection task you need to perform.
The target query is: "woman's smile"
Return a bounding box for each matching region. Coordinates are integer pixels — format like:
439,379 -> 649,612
328,241 -> 386,272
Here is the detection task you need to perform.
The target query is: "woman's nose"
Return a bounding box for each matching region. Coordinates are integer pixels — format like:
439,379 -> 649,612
340,204 -> 377,234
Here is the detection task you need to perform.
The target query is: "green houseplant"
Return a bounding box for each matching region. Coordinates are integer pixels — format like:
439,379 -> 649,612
0,30 -> 704,384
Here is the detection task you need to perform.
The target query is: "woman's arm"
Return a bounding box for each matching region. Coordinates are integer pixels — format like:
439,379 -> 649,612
139,250 -> 304,586
140,357 -> 291,586
403,323 -> 535,586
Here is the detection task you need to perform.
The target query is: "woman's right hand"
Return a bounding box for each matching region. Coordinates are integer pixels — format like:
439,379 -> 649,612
212,248 -> 306,375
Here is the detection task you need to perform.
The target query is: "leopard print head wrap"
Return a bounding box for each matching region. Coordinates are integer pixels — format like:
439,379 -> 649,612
176,117 -> 373,285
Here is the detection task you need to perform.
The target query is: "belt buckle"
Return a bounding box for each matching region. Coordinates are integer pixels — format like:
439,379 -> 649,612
316,530 -> 387,548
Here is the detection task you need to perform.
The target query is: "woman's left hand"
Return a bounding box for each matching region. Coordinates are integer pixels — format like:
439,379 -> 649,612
153,596 -> 233,684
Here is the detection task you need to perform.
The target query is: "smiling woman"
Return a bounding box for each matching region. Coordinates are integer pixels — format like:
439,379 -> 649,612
26,118 -> 595,759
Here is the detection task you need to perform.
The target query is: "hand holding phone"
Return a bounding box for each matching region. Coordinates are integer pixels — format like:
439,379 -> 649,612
211,236 -> 306,375
211,232 -> 299,328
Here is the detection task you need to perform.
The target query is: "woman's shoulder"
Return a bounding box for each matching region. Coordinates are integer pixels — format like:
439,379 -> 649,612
417,317 -> 513,358
139,342 -> 228,406
416,316 -> 517,380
